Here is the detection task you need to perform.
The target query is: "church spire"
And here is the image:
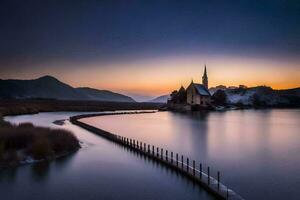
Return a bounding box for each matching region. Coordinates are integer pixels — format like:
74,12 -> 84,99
202,64 -> 208,89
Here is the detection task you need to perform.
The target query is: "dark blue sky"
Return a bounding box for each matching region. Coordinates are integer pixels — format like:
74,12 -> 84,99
1,0 -> 299,65
0,0 -> 299,94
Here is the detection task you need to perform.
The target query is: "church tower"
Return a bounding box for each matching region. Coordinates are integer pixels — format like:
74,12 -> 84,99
202,65 -> 208,89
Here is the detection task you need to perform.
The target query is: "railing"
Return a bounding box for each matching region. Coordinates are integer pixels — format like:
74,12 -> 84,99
70,113 -> 244,200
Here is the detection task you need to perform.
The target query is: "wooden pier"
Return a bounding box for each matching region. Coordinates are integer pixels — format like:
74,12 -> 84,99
70,111 -> 244,200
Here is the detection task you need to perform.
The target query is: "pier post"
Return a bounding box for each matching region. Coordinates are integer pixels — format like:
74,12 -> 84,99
152,145 -> 154,155
193,160 -> 195,176
137,140 -> 139,148
176,154 -> 178,166
187,158 -> 189,172
144,143 -> 146,151
227,187 -> 229,199
157,147 -> 159,157
217,171 -> 220,191
130,139 -> 132,146
181,155 -> 183,169
200,163 -> 202,180
148,144 -> 150,153
208,166 -> 210,185
133,140 -> 135,148
171,152 -> 173,163
166,150 -> 168,161
161,148 -> 163,159
140,142 -> 142,150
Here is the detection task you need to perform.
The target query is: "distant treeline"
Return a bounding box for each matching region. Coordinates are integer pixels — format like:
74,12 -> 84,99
0,99 -> 164,116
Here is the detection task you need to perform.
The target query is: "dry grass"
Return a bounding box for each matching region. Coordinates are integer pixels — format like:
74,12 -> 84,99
0,117 -> 80,164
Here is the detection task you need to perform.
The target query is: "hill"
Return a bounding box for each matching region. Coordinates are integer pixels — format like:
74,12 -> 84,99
76,87 -> 134,102
0,76 -> 135,102
148,94 -> 169,103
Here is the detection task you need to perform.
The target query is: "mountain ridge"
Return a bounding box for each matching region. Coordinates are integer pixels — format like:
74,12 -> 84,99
0,76 -> 135,102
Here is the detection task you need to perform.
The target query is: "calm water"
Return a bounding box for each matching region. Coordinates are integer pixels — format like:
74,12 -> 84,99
81,109 -> 300,200
2,112 -> 214,200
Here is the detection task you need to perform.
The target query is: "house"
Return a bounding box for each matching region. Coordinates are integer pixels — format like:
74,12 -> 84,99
186,66 -> 211,107
168,65 -> 212,109
170,86 -> 186,104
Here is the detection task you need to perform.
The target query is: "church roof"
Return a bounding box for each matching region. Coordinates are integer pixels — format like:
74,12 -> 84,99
178,86 -> 185,93
193,83 -> 211,96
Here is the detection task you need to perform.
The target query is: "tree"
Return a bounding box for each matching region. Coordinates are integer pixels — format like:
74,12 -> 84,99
212,90 -> 227,105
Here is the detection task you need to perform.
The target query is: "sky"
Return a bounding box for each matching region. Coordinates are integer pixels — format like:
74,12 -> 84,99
0,0 -> 299,97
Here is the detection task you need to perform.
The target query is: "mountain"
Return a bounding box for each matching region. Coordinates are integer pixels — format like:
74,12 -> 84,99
76,87 -> 134,102
0,76 -> 135,102
148,94 -> 170,103
125,93 -> 154,102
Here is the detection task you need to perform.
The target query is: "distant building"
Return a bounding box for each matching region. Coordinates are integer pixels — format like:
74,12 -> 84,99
186,65 -> 211,107
170,86 -> 186,104
168,65 -> 212,110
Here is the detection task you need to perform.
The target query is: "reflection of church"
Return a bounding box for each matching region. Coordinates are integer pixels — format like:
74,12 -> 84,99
168,65 -> 212,110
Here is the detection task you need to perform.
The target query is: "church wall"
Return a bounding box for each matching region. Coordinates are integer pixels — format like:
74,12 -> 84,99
186,85 -> 211,106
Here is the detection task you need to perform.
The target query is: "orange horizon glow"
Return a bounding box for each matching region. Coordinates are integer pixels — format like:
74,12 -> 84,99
1,55 -> 300,96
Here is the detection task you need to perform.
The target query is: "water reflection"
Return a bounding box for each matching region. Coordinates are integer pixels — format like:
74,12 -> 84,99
82,109 -> 300,200
31,162 -> 51,181
0,167 -> 18,182
2,112 -> 215,200
54,152 -> 76,170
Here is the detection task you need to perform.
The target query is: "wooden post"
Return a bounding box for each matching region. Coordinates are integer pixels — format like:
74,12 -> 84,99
166,150 -> 168,161
187,158 -> 189,172
181,155 -> 183,169
208,166 -> 210,185
193,160 -> 195,176
157,147 -> 159,156
171,152 -> 173,163
217,171 -> 220,191
144,143 -> 146,151
227,187 -> 229,199
133,139 -> 135,148
152,145 -> 154,155
148,144 -> 150,153
137,140 -> 139,148
130,139 -> 132,146
200,163 -> 202,180
161,148 -> 163,159
140,142 -> 142,150
176,153 -> 178,166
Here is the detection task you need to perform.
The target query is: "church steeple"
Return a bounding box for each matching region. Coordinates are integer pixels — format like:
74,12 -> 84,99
202,65 -> 208,89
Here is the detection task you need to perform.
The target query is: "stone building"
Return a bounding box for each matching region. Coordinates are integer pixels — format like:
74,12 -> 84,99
168,65 -> 212,109
186,65 -> 211,107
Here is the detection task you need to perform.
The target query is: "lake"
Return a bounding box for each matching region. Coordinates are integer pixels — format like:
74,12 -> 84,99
2,112 -> 214,200
80,109 -> 300,200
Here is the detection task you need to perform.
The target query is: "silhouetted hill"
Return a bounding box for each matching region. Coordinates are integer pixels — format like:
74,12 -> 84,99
0,76 -> 135,102
148,94 -> 169,103
76,87 -> 134,102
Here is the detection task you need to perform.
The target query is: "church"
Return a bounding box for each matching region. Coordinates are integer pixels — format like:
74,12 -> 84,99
168,65 -> 211,109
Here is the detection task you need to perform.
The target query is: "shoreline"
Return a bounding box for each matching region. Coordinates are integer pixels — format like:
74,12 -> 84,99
0,99 -> 163,116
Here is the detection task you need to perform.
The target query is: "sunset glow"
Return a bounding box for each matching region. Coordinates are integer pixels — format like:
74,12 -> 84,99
2,55 -> 299,96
